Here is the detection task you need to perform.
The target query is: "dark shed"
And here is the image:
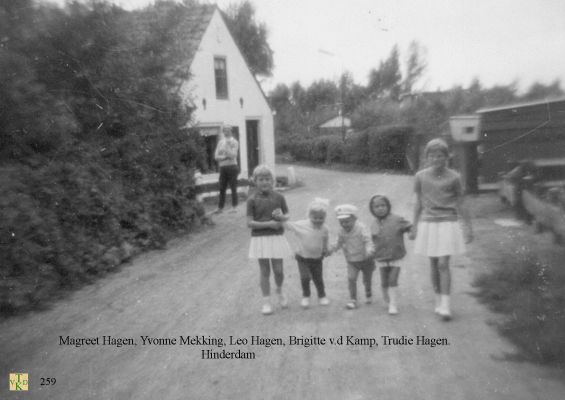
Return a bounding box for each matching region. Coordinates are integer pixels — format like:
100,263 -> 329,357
476,97 -> 565,183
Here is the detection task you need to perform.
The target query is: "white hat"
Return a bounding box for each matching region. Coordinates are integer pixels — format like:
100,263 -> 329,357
335,204 -> 358,219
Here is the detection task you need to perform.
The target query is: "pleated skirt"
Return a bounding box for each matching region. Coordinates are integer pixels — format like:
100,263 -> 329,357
414,221 -> 466,257
248,235 -> 293,259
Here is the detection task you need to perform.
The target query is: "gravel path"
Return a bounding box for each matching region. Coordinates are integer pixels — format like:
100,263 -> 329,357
1,164 -> 564,400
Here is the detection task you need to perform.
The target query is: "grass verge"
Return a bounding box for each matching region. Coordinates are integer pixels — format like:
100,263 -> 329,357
470,194 -> 565,368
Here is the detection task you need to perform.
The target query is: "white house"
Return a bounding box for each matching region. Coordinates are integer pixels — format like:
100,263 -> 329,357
179,4 -> 275,181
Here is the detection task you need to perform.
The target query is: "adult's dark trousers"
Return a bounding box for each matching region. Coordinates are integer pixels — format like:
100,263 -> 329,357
218,164 -> 239,209
296,254 -> 326,298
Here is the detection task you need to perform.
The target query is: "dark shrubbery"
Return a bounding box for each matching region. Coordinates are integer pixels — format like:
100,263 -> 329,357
0,1 -> 206,314
283,126 -> 415,171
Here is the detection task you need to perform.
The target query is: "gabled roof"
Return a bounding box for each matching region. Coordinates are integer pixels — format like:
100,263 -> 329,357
132,2 -> 272,111
319,115 -> 351,129
132,3 -> 216,65
476,96 -> 565,113
175,4 -> 217,65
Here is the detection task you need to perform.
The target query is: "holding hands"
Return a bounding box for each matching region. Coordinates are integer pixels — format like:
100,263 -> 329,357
272,208 -> 286,221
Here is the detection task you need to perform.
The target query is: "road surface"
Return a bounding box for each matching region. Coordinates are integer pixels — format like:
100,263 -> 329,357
2,164 -> 564,399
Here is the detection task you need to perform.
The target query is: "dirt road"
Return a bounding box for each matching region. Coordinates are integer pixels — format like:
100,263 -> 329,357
2,164 -> 564,399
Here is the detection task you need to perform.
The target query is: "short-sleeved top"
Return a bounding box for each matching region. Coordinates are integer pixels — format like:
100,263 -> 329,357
214,138 -> 239,167
370,214 -> 411,261
285,220 -> 329,259
334,221 -> 374,262
247,190 -> 288,236
414,167 -> 463,222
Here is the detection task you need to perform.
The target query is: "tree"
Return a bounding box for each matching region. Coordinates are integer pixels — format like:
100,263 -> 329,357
223,1 -> 273,77
269,83 -> 291,112
302,79 -> 339,113
402,41 -> 427,94
367,45 -> 402,100
522,80 -> 564,101
290,81 -> 306,108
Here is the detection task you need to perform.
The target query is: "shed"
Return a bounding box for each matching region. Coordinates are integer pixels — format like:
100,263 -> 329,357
476,97 -> 565,183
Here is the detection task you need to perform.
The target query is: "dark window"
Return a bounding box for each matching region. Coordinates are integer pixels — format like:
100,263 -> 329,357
465,126 -> 475,134
214,57 -> 228,99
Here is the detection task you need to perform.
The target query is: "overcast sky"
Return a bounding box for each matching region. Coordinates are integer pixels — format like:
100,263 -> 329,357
48,0 -> 565,94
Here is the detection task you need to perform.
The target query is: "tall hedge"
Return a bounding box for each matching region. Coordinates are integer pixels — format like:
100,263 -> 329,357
1,1 -> 206,313
283,126 -> 415,171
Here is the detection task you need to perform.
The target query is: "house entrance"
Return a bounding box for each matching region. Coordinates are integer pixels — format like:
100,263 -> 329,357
246,120 -> 259,176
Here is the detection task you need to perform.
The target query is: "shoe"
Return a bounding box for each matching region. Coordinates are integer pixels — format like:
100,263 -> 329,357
278,292 -> 288,308
365,296 -> 373,304
261,303 -> 273,315
213,208 -> 223,214
228,207 -> 237,213
319,297 -> 330,306
346,300 -> 357,310
301,297 -> 310,308
438,295 -> 451,321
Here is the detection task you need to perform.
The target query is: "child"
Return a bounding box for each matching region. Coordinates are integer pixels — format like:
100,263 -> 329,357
247,164 -> 293,315
329,204 -> 375,309
282,198 -> 331,308
409,138 -> 473,321
369,194 -> 411,315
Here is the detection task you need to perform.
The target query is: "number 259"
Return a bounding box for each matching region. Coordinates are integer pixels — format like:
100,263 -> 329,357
41,377 -> 56,386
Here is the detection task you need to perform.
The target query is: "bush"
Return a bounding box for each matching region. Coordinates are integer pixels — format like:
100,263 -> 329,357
366,125 -> 414,170
0,1 -> 207,314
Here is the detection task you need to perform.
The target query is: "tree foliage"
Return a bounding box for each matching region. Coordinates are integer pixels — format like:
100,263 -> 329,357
367,45 -> 402,100
402,41 -> 427,94
1,0 -> 207,313
223,0 -> 274,77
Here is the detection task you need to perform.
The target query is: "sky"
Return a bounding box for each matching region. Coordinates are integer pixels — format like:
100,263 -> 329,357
47,0 -> 565,94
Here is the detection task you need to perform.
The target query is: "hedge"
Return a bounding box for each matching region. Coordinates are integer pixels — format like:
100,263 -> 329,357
282,125 -> 415,170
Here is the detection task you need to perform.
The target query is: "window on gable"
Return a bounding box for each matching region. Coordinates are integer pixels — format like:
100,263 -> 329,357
214,57 -> 228,99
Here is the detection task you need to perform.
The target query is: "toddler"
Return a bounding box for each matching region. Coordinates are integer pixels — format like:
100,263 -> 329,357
329,204 -> 375,309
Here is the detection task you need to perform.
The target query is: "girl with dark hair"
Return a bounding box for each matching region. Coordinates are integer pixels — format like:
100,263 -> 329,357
369,194 -> 411,315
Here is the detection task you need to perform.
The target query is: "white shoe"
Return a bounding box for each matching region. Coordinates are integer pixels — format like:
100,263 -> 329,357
319,297 -> 330,306
438,295 -> 451,321
301,297 -> 310,308
261,303 -> 273,315
278,292 -> 288,308
346,300 -> 357,310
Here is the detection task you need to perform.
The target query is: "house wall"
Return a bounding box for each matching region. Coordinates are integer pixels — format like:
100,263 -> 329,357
478,100 -> 565,182
182,10 -> 275,178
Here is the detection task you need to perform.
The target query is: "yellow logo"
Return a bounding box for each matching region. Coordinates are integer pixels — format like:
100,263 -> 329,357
9,373 -> 29,391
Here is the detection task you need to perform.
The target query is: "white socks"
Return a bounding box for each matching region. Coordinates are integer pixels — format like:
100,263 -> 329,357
388,287 -> 398,315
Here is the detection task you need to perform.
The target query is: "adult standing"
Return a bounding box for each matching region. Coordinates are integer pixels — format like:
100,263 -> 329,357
214,125 -> 240,213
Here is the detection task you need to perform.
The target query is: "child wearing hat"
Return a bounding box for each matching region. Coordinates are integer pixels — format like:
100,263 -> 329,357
328,204 -> 375,309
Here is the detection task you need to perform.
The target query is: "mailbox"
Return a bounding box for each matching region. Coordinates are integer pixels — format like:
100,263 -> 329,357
448,115 -> 481,142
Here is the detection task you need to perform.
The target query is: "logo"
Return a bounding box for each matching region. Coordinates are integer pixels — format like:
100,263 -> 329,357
9,373 -> 29,391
